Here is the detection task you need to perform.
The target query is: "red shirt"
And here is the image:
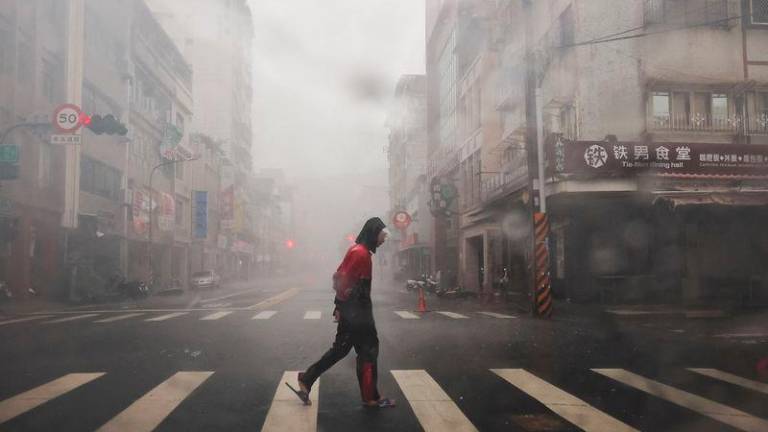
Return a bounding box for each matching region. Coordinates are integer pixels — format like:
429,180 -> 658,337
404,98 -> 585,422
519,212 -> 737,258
333,243 -> 372,301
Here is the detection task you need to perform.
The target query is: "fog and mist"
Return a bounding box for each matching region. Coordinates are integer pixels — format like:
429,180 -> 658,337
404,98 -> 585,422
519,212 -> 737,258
249,0 -> 425,269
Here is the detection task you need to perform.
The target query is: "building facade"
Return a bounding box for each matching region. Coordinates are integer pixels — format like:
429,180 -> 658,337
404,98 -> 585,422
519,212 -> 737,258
386,75 -> 431,280
432,0 -> 768,306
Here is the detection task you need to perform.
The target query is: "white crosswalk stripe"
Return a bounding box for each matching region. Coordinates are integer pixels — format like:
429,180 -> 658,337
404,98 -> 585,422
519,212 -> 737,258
0,373 -> 105,423
478,312 -> 517,319
392,370 -> 478,432
252,311 -> 278,320
436,311 -> 469,319
43,314 -> 100,324
0,315 -> 54,326
394,311 -> 420,319
94,313 -> 145,323
593,368 -> 768,432
96,371 -> 213,432
492,369 -> 637,432
688,368 -> 768,395
261,371 -> 319,432
303,311 -> 321,320
200,311 -> 233,321
145,312 -> 188,322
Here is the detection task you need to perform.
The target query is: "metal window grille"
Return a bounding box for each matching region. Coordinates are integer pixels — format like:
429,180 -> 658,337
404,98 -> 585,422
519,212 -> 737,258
645,0 -> 729,26
752,0 -> 768,24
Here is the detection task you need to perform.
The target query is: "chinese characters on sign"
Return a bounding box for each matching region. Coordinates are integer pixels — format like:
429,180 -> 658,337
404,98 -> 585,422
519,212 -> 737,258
554,139 -> 768,178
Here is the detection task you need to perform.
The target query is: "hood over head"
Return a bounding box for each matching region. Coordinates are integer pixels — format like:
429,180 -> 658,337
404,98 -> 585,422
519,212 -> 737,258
355,217 -> 386,253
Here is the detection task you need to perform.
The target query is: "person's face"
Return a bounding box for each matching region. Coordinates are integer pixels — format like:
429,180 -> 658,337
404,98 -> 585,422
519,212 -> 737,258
377,229 -> 388,247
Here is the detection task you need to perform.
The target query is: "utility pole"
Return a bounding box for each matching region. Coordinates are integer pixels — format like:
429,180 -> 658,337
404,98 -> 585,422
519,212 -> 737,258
523,0 -> 552,318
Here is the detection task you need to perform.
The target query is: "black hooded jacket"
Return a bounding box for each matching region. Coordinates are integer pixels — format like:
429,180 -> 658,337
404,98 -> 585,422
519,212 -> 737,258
355,217 -> 386,254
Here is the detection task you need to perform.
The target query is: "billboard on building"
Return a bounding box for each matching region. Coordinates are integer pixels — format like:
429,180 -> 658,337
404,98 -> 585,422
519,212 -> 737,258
158,192 -> 175,232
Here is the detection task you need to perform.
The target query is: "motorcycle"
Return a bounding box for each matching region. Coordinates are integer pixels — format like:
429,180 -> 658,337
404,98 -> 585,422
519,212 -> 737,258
436,284 -> 479,299
105,273 -> 150,300
405,276 -> 425,292
0,281 -> 11,302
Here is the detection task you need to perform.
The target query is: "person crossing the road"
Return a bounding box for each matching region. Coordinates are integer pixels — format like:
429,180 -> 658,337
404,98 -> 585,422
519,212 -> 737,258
287,217 -> 396,408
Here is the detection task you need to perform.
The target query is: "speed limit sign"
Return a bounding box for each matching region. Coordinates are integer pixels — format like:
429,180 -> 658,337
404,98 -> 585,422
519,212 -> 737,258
52,104 -> 82,133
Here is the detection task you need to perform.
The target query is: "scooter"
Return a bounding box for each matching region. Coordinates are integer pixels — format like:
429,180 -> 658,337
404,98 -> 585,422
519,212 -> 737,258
106,273 -> 150,300
405,277 -> 424,292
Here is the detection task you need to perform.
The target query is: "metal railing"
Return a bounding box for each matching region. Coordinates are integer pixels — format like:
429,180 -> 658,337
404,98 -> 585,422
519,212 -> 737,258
648,113 -> 743,133
748,113 -> 768,135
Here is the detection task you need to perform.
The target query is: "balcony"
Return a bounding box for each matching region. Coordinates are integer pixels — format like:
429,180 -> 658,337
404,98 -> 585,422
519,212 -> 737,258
648,113 -> 743,134
749,113 -> 768,135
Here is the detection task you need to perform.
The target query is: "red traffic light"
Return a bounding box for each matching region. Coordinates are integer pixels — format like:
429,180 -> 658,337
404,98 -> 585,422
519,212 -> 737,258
285,239 -> 295,249
79,113 -> 91,125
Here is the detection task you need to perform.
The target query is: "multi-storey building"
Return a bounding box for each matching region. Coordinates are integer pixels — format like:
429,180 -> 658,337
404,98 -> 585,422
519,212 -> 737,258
386,75 -> 431,279
475,0 -> 768,306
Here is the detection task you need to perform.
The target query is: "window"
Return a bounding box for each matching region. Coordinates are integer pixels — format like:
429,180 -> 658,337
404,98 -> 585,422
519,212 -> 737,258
175,199 -> 184,225
652,92 -> 670,122
645,0 -> 729,26
751,0 -> 768,24
80,156 -> 121,200
560,6 -> 575,46
711,94 -> 729,123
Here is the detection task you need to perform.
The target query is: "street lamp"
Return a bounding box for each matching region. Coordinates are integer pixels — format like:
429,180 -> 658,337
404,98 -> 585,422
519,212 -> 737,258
147,156 -> 199,286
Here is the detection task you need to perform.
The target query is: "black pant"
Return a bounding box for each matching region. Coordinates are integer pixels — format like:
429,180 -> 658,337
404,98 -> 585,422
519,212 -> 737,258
302,304 -> 380,402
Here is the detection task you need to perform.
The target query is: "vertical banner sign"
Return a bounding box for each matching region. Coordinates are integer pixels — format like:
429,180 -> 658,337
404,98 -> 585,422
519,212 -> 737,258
132,189 -> 150,235
158,192 -> 175,232
534,212 -> 552,318
194,191 -> 208,239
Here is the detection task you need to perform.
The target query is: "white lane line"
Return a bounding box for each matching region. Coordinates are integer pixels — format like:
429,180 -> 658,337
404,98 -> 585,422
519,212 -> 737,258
0,373 -> 105,423
261,371 -> 319,432
200,288 -> 257,304
714,333 -> 768,338
145,312 -> 188,322
492,369 -> 637,432
43,314 -> 100,324
436,311 -> 469,319
303,311 -> 321,320
688,368 -> 768,395
200,311 -> 233,321
391,370 -> 478,432
593,368 -> 768,432
252,311 -> 277,320
478,312 -> 517,319
394,311 -> 420,319
605,309 -> 678,316
0,315 -> 54,326
94,313 -> 144,323
96,371 -> 213,432
248,288 -> 300,309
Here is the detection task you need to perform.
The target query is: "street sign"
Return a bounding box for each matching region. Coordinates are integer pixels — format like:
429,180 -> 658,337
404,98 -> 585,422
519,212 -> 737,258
52,103 -> 82,133
0,145 -> 19,163
51,134 -> 82,145
0,163 -> 19,180
393,211 -> 412,230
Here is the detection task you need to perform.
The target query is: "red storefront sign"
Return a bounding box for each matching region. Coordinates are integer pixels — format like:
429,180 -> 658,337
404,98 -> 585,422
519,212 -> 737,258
552,137 -> 768,179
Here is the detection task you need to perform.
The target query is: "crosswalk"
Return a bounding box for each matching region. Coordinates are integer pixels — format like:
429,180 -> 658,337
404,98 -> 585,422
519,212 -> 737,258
0,367 -> 765,431
0,310 -> 521,327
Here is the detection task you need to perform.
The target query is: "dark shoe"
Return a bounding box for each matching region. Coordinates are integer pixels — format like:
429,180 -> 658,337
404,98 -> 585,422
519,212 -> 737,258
363,397 -> 396,408
285,382 -> 311,405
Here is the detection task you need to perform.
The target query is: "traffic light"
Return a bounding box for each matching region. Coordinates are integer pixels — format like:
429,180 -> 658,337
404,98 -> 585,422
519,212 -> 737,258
85,114 -> 128,136
285,239 -> 295,249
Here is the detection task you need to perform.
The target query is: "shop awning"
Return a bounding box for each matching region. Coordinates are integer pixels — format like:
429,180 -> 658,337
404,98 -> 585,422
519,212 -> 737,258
653,192 -> 768,209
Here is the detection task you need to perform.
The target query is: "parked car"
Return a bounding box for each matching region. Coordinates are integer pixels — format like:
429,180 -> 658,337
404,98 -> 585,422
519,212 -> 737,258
190,270 -> 221,290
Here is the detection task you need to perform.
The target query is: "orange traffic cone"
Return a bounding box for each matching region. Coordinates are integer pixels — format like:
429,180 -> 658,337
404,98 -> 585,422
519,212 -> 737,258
417,286 -> 427,313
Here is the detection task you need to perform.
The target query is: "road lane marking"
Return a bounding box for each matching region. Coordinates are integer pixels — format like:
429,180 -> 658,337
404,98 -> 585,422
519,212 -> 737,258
200,311 -> 233,321
436,311 -> 469,319
252,311 -> 277,320
492,369 -> 637,432
394,311 -> 420,319
261,371 -> 319,432
248,288 -> 300,309
688,368 -> 768,395
200,288 -> 258,304
391,370 -> 478,432
0,373 -> 105,423
94,313 -> 144,323
478,312 -> 517,319
43,314 -> 100,324
303,311 -> 321,320
0,315 -> 53,326
593,368 -> 768,432
714,333 -> 768,338
145,312 -> 188,322
96,371 -> 213,432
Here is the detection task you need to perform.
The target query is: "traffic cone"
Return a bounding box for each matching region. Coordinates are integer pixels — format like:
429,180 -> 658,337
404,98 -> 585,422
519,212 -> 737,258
417,286 -> 427,312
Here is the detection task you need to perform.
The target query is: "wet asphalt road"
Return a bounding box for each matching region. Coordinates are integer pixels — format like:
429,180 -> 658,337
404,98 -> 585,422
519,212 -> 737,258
0,276 -> 766,431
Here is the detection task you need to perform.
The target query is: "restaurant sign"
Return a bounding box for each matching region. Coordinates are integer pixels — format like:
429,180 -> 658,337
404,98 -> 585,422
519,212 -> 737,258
552,136 -> 768,179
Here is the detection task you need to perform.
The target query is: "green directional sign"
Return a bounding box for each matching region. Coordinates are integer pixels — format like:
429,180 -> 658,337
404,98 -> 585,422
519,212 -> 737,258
0,145 -> 18,163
